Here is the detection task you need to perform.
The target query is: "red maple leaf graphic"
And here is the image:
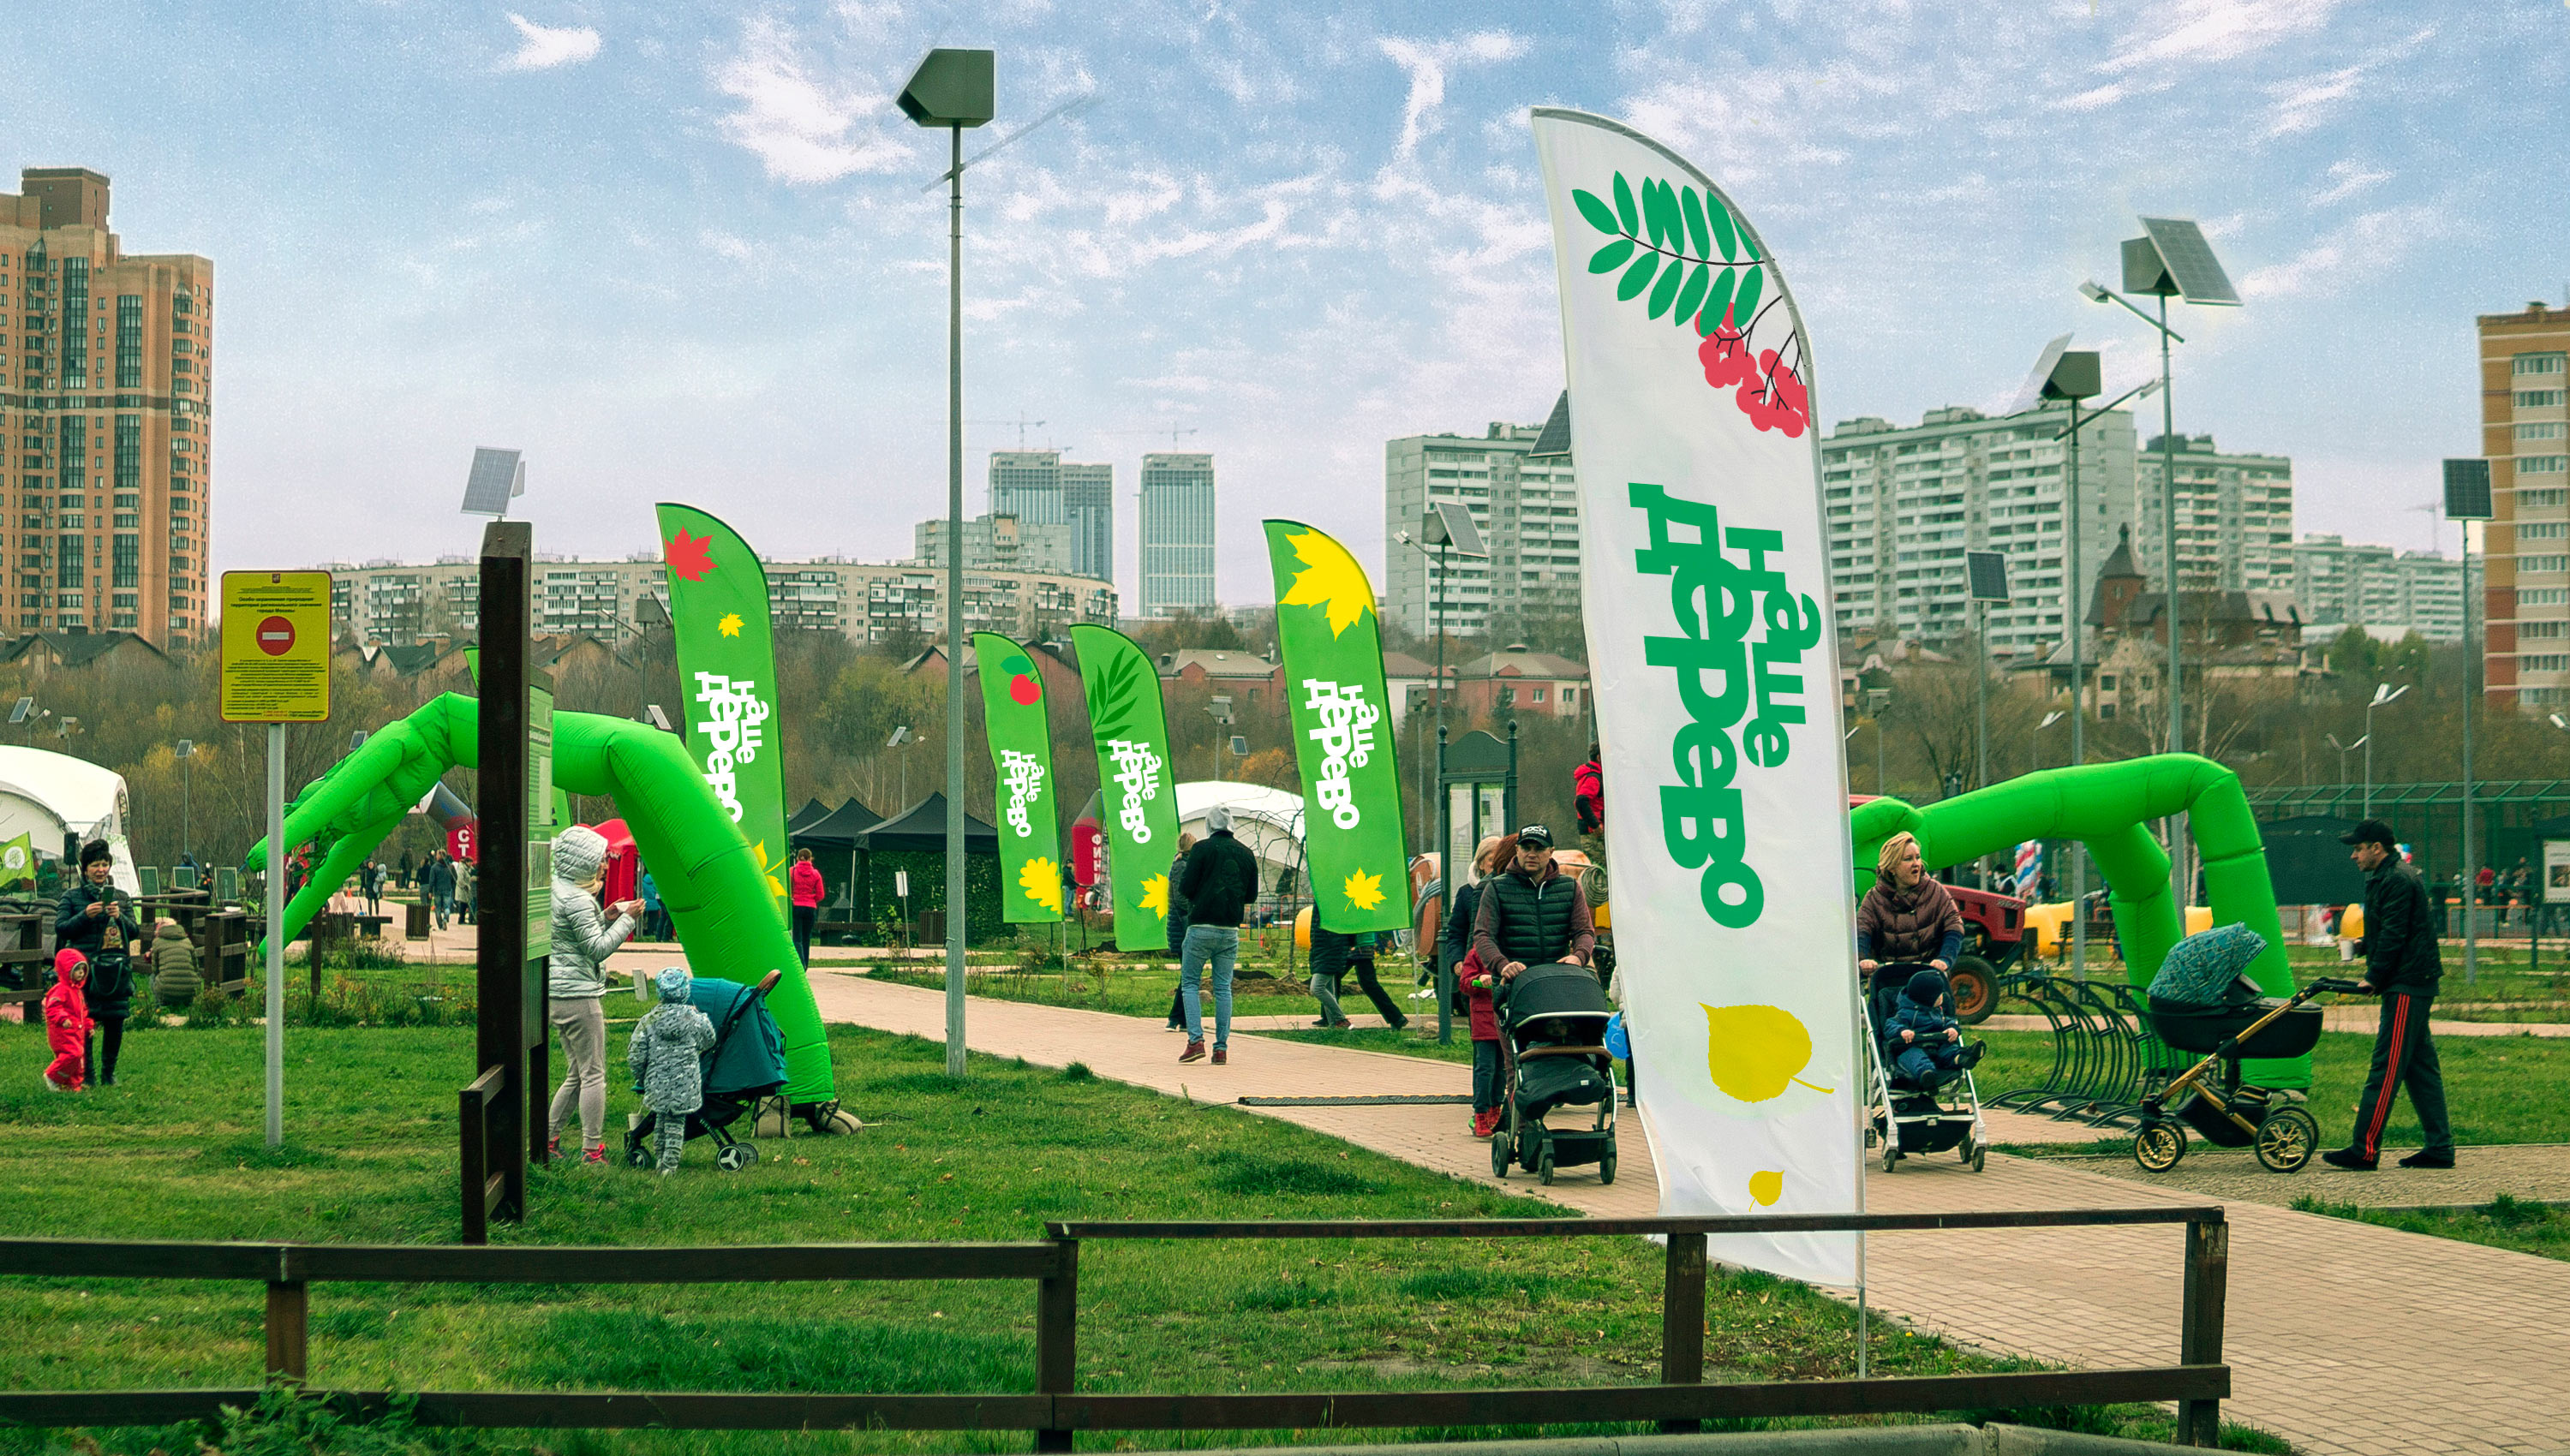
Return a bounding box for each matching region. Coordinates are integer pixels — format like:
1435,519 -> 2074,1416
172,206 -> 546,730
666,529 -> 717,582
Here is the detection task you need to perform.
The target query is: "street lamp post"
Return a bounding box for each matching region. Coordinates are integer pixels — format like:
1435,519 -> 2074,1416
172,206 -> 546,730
900,48 -> 995,1079
2086,220 -> 2240,913
176,739 -> 194,867
1866,688 -> 1892,796
2363,683 -> 2409,817
2444,457 -> 2493,988
2326,733 -> 2365,793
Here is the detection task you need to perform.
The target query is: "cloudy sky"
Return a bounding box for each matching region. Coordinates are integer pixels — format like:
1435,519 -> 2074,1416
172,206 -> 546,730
6,0 -> 2562,603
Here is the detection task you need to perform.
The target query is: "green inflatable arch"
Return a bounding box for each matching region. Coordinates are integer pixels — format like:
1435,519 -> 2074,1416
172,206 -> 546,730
245,692 -> 835,1103
1849,753 -> 2306,1088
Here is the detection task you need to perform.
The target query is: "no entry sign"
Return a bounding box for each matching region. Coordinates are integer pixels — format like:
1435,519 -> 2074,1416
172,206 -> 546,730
221,571 -> 333,722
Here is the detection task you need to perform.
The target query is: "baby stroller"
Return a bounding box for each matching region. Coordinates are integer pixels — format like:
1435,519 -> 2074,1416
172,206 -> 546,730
1864,964 -> 1987,1174
1490,962 -> 1620,1186
625,970 -> 787,1173
2134,971 -> 2357,1173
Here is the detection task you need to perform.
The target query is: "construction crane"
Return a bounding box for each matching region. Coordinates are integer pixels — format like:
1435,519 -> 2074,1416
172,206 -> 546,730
966,416 -> 1060,451
1103,426 -> 1203,450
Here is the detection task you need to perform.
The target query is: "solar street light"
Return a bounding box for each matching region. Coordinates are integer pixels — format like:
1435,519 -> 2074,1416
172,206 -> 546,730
462,448 -> 525,518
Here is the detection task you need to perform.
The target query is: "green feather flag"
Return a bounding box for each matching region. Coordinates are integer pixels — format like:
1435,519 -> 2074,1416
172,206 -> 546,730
1069,624 -> 1181,951
656,504 -> 792,921
1264,519 -> 1410,933
973,632 -> 1064,923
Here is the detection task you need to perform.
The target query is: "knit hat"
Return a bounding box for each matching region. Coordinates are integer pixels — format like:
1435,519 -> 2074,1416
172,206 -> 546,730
1904,969 -> 1947,1007
79,839 -> 112,869
1205,804 -> 1234,833
553,825 -> 608,884
655,966 -> 692,1003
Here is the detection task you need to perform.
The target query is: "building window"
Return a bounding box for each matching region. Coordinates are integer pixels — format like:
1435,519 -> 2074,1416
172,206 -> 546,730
2522,588 -> 2569,606
115,297 -> 140,389
2525,556 -> 2570,575
57,538 -> 81,589
2524,489 -> 2570,508
2522,522 -> 2568,540
2521,390 -> 2569,409
111,534 -> 138,588
2518,456 -> 2568,474
2521,421 -> 2569,443
2522,654 -> 2570,673
2514,353 -> 2569,377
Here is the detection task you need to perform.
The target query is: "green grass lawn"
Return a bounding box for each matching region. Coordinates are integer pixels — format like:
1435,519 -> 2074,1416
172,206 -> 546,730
0,1019 -> 2278,1454
2289,1194 -> 2570,1263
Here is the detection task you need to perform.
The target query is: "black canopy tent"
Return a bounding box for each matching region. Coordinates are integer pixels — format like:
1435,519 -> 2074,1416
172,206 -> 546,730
854,792 -> 998,853
786,797 -> 833,835
790,797 -> 883,914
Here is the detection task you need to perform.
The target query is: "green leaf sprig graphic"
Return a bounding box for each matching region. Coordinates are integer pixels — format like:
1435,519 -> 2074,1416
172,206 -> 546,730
1089,652 -> 1145,734
1573,172 -> 1769,338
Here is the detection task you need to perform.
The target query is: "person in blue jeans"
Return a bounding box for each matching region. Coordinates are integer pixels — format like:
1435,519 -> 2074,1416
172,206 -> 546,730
1174,806 -> 1258,1065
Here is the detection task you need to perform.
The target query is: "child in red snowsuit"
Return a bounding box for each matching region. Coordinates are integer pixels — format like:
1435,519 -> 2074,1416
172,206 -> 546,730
43,949 -> 91,1093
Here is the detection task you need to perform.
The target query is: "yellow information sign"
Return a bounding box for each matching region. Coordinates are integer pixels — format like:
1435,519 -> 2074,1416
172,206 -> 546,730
220,570 -> 334,723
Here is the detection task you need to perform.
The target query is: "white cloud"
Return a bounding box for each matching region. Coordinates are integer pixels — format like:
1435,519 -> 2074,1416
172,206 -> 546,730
1378,31 -> 1531,158
700,230 -> 756,263
2264,27 -> 2433,136
2311,159 -> 2392,206
2238,204 -> 2442,301
499,13 -> 601,71
713,16 -> 913,185
2101,0 -> 2349,73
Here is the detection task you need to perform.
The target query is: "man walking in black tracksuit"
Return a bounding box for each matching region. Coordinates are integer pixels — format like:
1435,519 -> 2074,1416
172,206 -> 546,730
2324,819 -> 2454,1171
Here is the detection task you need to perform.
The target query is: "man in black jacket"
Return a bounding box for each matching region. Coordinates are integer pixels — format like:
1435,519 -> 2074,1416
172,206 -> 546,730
1174,806 -> 1260,1065
2324,819 -> 2453,1170
1471,824 -> 1596,980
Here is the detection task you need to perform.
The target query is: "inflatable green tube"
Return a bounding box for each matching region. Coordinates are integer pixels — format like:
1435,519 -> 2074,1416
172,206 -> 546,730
246,692 -> 835,1103
1849,754 -> 2304,1088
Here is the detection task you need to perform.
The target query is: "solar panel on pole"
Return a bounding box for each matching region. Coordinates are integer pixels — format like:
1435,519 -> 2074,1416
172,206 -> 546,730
463,448 -> 526,517
2005,334 -> 2075,417
1966,551 -> 2011,604
2444,458 -> 2494,521
2137,218 -> 2240,306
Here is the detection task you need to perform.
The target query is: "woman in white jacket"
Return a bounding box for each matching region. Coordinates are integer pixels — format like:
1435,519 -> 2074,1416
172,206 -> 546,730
547,824 -> 642,1163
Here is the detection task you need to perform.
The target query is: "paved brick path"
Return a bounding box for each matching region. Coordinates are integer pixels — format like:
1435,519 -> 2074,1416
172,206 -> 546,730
2033,1143 -> 2570,1212
798,971 -> 2570,1456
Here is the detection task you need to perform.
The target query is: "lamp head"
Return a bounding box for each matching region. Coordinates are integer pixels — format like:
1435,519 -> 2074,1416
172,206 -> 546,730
2040,711 -> 2064,729
2554,713 -> 2568,731
2078,281 -> 2110,303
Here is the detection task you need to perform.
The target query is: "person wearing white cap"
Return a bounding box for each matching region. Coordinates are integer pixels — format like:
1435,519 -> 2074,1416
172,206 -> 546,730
547,824 -> 643,1165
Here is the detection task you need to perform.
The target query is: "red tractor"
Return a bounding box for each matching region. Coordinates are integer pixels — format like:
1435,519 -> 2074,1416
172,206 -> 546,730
1851,796 -> 2026,1023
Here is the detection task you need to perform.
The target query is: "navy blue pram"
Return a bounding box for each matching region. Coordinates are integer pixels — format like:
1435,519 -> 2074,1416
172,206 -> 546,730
624,970 -> 789,1173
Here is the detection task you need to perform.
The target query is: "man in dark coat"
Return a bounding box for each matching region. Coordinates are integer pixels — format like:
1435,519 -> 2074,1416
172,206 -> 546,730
1173,807 -> 1260,1065
2324,819 -> 2453,1171
1471,824 -> 1596,980
56,840 -> 140,1085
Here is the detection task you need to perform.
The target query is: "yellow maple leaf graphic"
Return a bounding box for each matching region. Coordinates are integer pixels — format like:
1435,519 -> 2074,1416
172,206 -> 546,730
1278,528 -> 1376,638
1020,856 -> 1063,913
717,612 -> 745,638
1343,868 -> 1386,912
751,838 -> 786,901
1139,873 -> 1170,920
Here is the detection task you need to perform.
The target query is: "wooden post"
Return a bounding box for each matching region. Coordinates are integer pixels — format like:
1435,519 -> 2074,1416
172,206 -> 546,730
475,522 -> 535,1216
2177,1215 -> 2228,1446
1659,1231 -> 1707,1433
1035,1238 -> 1079,1453
264,1280 -> 308,1381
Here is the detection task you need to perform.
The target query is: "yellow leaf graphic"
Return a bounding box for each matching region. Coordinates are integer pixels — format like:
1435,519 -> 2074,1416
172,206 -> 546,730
1700,1003 -> 1834,1102
1343,868 -> 1385,912
1278,528 -> 1377,638
1139,873 -> 1170,921
717,612 -> 744,638
1020,856 -> 1063,913
751,839 -> 786,900
1748,1170 -> 1784,1207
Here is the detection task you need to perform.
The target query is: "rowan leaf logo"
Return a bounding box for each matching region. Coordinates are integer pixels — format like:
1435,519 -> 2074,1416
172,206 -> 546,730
1278,528 -> 1376,638
717,612 -> 744,638
1343,868 -> 1386,913
1020,856 -> 1063,913
666,529 -> 717,582
1139,873 -> 1170,921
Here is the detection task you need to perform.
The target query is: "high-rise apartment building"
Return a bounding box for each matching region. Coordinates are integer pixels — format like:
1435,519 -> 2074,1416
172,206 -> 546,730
989,451 -> 1112,582
1,168 -> 212,648
1384,421 -> 1581,640
2132,435 -> 2295,594
323,552 -> 1118,649
2479,301 -> 2570,709
1821,404 -> 2137,657
915,512 -> 1079,576
2291,534 -> 2469,642
1139,452 -> 1216,618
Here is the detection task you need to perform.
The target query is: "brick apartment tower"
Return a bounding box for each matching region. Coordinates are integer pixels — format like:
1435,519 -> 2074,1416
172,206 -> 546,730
1,168 -> 212,648
2479,301 -> 2570,710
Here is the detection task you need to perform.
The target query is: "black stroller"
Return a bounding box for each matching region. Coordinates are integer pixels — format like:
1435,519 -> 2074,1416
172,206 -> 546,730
1490,962 -> 1620,1185
624,970 -> 788,1173
2134,971 -> 2357,1173
1863,965 -> 1987,1175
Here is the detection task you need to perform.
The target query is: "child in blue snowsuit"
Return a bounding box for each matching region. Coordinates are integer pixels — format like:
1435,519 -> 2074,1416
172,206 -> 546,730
629,967 -> 717,1174
1885,969 -> 1984,1085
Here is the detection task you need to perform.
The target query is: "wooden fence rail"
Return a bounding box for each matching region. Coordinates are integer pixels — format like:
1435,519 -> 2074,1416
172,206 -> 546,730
0,1206 -> 2232,1449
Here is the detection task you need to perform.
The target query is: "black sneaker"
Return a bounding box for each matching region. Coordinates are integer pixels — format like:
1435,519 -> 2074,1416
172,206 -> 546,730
1958,1040 -> 1987,1069
2321,1147 -> 2379,1172
2397,1149 -> 2455,1169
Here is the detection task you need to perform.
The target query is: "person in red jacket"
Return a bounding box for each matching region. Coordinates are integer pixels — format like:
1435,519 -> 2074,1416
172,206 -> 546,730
43,949 -> 92,1093
1574,744 -> 1604,842
788,848 -> 827,969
